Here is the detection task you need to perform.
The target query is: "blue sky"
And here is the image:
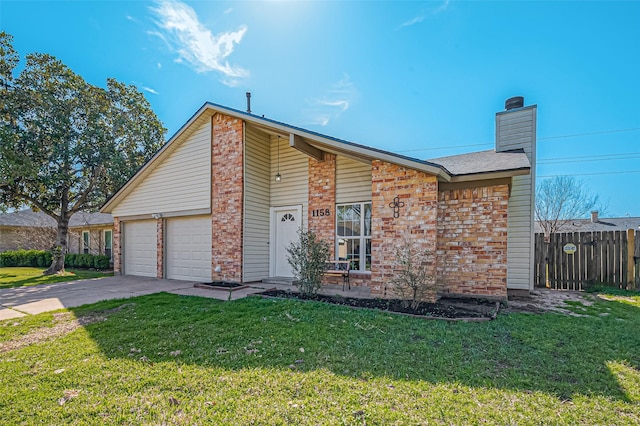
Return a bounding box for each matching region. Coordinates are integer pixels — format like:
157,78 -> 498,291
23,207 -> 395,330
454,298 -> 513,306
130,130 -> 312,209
2,0 -> 639,217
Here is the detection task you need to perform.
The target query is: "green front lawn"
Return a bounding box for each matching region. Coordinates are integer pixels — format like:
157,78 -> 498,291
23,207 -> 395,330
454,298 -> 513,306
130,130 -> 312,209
1,292 -> 639,424
0,267 -> 112,289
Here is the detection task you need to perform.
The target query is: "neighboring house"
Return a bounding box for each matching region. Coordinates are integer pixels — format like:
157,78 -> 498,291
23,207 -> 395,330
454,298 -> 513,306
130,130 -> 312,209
535,211 -> 640,234
101,96 -> 537,300
0,209 -> 114,258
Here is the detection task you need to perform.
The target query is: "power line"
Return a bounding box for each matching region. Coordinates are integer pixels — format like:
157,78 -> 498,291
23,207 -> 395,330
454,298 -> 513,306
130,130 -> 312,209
538,170 -> 640,178
539,153 -> 640,165
537,127 -> 640,140
396,126 -> 640,154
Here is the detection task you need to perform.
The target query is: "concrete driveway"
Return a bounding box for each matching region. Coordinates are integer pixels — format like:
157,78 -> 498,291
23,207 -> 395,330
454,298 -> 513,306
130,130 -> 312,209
0,276 -> 269,321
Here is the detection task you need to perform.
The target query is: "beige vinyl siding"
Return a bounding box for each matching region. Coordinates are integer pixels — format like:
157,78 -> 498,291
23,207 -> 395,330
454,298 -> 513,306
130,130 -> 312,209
112,118 -> 211,217
243,125 -> 271,282
336,156 -> 372,204
496,106 -> 537,291
270,135 -> 308,229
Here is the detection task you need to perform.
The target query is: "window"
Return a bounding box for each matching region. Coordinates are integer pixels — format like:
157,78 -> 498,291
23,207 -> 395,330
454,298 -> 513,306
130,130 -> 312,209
336,202 -> 371,272
82,231 -> 90,254
104,230 -> 113,259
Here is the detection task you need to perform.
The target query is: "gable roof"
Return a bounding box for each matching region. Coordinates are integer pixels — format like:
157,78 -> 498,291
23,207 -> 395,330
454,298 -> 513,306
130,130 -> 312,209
0,209 -> 113,228
535,217 -> 640,233
102,102 -> 531,212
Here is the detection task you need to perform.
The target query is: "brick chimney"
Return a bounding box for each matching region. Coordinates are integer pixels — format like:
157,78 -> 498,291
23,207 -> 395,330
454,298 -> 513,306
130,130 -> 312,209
496,97 -> 537,293
591,211 -> 599,223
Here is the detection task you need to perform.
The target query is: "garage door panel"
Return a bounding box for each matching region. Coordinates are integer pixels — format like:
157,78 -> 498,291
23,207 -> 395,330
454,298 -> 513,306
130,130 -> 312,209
166,216 -> 212,282
123,220 -> 157,277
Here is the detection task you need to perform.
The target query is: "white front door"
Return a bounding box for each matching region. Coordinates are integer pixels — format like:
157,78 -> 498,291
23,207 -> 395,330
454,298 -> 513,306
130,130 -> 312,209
271,206 -> 302,277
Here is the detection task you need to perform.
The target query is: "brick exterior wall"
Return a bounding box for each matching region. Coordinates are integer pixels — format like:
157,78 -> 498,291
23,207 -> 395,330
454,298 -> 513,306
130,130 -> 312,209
211,113 -> 244,282
308,153 -> 336,258
113,217 -> 121,275
156,218 -> 164,279
436,185 -> 509,298
371,160 -> 439,301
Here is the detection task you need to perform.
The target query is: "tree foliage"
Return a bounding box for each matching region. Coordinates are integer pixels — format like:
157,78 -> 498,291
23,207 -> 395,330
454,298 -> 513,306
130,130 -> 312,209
535,176 -> 605,237
0,32 -> 166,274
286,228 -> 330,296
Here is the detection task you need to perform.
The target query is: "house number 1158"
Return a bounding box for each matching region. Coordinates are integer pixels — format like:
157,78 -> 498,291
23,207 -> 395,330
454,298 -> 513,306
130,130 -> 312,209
312,208 -> 330,217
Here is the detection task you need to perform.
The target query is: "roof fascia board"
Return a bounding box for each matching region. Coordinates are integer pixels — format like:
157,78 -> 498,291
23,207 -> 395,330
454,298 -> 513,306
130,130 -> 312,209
205,103 -> 451,181
448,167 -> 530,183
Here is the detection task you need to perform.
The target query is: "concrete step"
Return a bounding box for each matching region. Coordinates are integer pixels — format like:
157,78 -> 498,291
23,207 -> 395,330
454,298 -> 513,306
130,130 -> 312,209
261,277 -> 296,285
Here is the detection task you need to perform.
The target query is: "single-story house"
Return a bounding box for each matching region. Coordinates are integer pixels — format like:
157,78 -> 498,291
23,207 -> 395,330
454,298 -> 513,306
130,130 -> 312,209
101,96 -> 537,300
535,211 -> 640,233
0,209 -> 114,258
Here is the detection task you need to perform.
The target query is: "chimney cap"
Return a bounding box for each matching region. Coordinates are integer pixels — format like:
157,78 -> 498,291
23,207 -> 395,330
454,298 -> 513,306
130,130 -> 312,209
505,96 -> 524,110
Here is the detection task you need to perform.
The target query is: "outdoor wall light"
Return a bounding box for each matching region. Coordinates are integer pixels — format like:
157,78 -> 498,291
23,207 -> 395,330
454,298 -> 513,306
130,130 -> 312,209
151,213 -> 162,219
275,135 -> 282,183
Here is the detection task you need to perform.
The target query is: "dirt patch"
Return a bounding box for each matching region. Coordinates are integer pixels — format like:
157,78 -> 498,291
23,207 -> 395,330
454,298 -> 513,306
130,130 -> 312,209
259,290 -> 499,320
503,289 -> 595,316
0,303 -> 134,353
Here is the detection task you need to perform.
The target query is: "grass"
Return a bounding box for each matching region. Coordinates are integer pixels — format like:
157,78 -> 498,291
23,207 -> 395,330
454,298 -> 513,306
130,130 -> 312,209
0,267 -> 112,289
1,292 -> 639,424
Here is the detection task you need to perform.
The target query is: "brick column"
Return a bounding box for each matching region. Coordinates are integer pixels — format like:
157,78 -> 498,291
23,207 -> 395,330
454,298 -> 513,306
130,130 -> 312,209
436,185 -> 509,298
113,217 -> 121,275
308,153 -> 336,257
156,218 -> 164,279
211,113 -> 244,282
371,160 -> 439,301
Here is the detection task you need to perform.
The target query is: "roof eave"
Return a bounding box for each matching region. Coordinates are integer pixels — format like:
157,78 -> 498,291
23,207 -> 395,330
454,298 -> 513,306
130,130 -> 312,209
447,167 -> 530,183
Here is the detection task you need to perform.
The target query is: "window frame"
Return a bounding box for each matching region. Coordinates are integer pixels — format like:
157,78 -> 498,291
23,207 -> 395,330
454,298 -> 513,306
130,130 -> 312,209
104,229 -> 113,260
335,201 -> 372,273
82,231 -> 90,254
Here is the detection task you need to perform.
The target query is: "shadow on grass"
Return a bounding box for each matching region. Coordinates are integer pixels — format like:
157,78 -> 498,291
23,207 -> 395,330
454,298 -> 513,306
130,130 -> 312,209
70,292 -> 640,403
0,269 -> 111,289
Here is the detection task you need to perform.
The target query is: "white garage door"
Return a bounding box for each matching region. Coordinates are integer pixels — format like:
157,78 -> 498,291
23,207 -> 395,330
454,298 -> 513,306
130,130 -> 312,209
123,220 -> 157,277
166,216 -> 212,282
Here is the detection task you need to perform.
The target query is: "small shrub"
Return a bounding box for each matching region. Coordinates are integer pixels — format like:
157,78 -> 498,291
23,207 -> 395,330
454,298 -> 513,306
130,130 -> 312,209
64,254 -> 77,268
286,228 -> 330,296
388,235 -> 438,308
0,251 -> 17,267
36,251 -> 52,267
93,255 -> 110,270
77,254 -> 93,269
0,249 -> 52,268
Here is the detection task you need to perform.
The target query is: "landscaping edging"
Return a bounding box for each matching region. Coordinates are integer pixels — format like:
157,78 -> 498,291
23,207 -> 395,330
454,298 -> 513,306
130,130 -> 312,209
257,291 -> 501,322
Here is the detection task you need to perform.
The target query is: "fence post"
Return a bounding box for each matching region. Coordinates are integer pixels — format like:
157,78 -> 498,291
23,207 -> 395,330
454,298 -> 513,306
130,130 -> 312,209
629,228 -> 636,290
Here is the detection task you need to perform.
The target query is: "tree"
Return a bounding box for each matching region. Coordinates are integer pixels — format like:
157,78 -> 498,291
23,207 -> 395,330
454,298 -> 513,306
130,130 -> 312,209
388,235 -> 437,308
0,32 -> 165,274
535,176 -> 605,237
286,228 -> 330,296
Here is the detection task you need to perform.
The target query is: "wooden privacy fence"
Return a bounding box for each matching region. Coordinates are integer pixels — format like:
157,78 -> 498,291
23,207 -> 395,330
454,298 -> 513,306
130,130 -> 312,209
534,230 -> 640,291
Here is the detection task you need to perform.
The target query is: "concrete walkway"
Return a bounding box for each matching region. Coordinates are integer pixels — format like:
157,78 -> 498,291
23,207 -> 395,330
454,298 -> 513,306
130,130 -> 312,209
0,276 -> 372,321
0,276 -> 269,321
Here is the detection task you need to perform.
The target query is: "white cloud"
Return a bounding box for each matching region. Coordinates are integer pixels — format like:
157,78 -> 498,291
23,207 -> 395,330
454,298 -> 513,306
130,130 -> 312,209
305,74 -> 356,126
141,86 -> 159,95
150,0 -> 248,86
126,15 -> 139,23
400,15 -> 424,28
399,0 -> 450,29
224,8 -> 233,14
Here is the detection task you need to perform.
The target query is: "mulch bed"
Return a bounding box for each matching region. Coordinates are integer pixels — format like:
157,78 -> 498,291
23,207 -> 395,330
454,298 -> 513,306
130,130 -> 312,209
258,289 -> 500,321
